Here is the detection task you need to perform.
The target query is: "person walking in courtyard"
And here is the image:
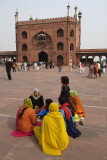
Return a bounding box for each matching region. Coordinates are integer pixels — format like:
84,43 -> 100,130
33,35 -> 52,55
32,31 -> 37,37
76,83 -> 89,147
17,62 -> 21,71
12,63 -> 16,72
98,62 -> 101,77
88,62 -> 94,78
102,62 -> 106,74
59,76 -> 70,104
94,62 -> 98,78
68,61 -> 72,72
5,57 -> 13,80
57,61 -> 62,72
24,62 -> 27,71
34,102 -> 69,155
79,62 -> 85,74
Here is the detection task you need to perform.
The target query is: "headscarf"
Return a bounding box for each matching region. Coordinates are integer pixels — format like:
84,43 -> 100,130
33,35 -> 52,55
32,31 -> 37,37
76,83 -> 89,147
33,88 -> 39,93
49,103 -> 59,112
70,90 -> 78,97
34,102 -> 69,155
32,88 -> 41,100
23,98 -> 33,108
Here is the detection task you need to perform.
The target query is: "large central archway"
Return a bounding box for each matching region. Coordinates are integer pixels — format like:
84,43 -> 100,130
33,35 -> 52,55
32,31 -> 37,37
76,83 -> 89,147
39,52 -> 48,62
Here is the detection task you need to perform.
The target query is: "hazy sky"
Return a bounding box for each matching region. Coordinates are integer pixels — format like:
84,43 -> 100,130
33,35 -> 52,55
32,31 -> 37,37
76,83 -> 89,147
0,0 -> 107,51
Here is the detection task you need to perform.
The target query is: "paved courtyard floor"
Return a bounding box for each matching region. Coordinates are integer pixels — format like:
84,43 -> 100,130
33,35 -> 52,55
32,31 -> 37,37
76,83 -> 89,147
0,66 -> 107,160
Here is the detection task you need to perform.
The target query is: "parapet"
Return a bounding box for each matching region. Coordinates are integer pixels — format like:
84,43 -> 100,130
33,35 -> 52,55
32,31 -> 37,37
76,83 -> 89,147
17,17 -> 76,26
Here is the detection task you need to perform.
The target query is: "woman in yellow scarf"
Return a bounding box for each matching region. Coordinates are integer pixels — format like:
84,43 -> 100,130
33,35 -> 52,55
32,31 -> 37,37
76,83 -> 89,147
10,98 -> 41,137
34,102 -> 69,155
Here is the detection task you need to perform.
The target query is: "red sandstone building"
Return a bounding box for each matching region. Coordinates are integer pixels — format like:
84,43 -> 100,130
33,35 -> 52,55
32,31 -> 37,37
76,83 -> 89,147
15,4 -> 82,65
0,4 -> 107,65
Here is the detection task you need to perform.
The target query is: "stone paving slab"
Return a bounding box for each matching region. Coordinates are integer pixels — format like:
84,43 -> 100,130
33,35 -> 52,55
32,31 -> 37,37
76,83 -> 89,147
0,66 -> 107,160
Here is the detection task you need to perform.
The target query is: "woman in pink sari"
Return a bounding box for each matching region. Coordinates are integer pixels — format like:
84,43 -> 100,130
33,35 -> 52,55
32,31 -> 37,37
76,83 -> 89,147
10,98 -> 41,137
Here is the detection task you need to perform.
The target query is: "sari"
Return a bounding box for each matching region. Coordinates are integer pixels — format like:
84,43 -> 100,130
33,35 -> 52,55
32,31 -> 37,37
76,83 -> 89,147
34,103 -> 69,155
59,103 -> 81,138
94,63 -> 98,78
10,98 -> 41,137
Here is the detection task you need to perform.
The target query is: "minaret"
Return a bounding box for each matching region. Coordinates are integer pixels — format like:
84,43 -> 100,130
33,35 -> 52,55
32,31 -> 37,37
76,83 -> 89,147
78,10 -> 82,50
15,9 -> 18,24
67,3 -> 70,17
78,10 -> 82,23
66,3 -> 70,64
74,6 -> 78,18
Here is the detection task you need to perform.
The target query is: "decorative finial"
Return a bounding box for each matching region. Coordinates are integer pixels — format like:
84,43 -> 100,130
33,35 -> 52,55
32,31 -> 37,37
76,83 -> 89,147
29,16 -> 33,21
78,10 -> 82,17
78,10 -> 82,22
74,5 -> 78,18
67,3 -> 70,17
16,9 -> 18,15
15,9 -> 19,23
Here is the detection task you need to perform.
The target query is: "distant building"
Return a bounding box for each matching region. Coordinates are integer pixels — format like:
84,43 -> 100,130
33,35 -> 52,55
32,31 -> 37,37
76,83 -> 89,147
15,4 -> 82,65
0,4 -> 107,65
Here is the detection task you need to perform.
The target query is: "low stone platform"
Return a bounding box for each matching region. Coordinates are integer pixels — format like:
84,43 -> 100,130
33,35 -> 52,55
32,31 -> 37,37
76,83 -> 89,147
0,66 -> 107,160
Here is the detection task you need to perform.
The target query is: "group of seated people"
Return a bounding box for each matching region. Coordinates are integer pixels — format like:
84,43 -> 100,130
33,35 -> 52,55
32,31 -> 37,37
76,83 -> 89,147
10,76 -> 85,156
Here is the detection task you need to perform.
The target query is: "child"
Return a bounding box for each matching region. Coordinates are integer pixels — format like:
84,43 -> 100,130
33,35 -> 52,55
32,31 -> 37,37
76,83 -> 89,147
58,96 -> 81,138
37,99 -> 53,119
59,76 -> 70,104
69,90 -> 85,126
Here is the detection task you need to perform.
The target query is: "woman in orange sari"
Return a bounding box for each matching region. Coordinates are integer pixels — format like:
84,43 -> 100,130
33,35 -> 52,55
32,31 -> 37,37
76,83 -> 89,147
94,62 -> 98,78
10,98 -> 41,137
69,90 -> 85,126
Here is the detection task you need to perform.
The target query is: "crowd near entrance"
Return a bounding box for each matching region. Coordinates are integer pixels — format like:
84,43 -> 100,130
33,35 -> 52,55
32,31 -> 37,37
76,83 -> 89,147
80,55 -> 107,66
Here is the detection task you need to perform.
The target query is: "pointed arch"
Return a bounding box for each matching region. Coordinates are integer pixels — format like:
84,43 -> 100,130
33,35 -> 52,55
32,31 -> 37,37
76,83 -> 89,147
70,30 -> 74,37
22,44 -> 28,51
70,43 -> 74,50
57,29 -> 64,37
57,42 -> 63,50
22,31 -> 27,39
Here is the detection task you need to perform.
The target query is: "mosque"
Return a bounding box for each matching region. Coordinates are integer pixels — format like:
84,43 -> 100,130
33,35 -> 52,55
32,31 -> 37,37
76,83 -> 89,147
0,4 -> 107,65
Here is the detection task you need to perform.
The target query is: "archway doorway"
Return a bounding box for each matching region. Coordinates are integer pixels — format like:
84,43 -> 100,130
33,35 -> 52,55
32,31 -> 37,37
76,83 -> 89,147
57,55 -> 63,64
23,56 -> 28,62
93,56 -> 99,62
39,52 -> 48,62
87,56 -> 93,64
101,56 -> 106,64
80,56 -> 86,65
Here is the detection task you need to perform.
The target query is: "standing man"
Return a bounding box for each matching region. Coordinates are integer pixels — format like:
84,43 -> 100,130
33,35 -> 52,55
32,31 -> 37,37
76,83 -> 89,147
5,58 -> 13,80
98,62 -> 101,77
57,62 -> 62,72
68,62 -> 72,72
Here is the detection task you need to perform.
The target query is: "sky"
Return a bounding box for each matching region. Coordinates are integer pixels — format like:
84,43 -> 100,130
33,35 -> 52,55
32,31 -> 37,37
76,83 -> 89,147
0,0 -> 107,51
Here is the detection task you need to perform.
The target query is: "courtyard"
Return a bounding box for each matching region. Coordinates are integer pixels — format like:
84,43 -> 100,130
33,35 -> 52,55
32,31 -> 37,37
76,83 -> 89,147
0,66 -> 107,160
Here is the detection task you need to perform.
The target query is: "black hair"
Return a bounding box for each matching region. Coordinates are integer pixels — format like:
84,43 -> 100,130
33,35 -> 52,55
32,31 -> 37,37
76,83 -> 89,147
58,96 -> 66,105
18,107 -> 28,119
45,99 -> 53,108
61,76 -> 69,84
